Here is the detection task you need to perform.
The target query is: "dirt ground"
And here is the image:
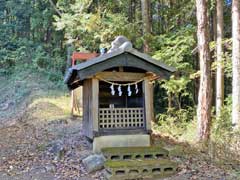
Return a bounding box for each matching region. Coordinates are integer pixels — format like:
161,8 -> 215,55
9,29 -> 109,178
0,104 -> 238,180
0,74 -> 239,180
0,115 -> 102,180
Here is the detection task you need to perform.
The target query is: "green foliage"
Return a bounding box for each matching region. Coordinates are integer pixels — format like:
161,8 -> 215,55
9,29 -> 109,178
155,107 -> 195,138
212,96 -> 233,138
210,96 -> 240,165
153,25 -> 197,137
152,26 -> 196,111
151,0 -> 196,34
54,0 -> 143,51
153,81 -> 168,114
161,76 -> 191,96
161,76 -> 192,109
210,38 -> 232,95
152,26 -> 196,72
0,0 -> 65,82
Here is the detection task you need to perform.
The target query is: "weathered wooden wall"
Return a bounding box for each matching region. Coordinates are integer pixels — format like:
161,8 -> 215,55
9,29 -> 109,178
143,77 -> 153,131
83,79 -> 92,138
71,87 -> 83,116
82,78 -> 99,139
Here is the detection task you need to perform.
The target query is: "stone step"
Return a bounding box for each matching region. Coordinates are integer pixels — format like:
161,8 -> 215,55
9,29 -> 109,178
102,146 -> 169,161
104,159 -> 178,180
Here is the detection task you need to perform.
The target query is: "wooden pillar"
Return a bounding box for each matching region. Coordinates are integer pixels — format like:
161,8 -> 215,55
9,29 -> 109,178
79,86 -> 83,116
71,87 -> 82,116
143,77 -> 153,131
70,90 -> 74,115
83,80 -> 90,138
92,78 -> 99,133
83,78 -> 99,139
149,81 -> 154,121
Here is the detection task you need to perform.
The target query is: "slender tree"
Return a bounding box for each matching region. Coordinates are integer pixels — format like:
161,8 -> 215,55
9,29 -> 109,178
216,0 -> 224,117
196,0 -> 212,141
141,0 -> 151,52
232,0 -> 240,129
48,0 -> 62,17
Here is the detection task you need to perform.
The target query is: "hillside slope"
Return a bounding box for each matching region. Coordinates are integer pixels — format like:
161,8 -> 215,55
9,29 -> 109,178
0,71 -> 238,180
0,71 -> 103,179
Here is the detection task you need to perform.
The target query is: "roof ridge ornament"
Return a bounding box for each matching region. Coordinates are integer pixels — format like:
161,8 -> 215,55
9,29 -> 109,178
107,36 -> 133,53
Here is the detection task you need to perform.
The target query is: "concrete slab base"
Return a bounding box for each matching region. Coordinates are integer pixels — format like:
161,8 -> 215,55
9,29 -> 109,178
93,134 -> 150,153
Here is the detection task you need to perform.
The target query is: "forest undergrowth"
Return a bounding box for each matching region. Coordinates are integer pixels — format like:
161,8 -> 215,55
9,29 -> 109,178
153,106 -> 240,176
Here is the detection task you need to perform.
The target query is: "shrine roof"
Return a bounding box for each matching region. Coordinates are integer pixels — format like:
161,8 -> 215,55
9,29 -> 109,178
64,48 -> 176,90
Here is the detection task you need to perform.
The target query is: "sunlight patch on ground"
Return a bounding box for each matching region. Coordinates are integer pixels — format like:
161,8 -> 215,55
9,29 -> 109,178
179,120 -> 197,142
28,95 -> 71,122
152,120 -> 197,143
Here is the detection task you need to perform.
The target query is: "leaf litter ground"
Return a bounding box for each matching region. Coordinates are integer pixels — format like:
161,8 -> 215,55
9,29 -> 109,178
0,74 -> 238,180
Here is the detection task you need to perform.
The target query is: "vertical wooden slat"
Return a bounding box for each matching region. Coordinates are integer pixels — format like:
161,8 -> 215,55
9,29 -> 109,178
92,78 -> 99,132
143,77 -> 152,131
82,81 -> 87,137
149,81 -> 154,121
79,86 -> 83,115
89,79 -> 93,137
83,79 -> 93,138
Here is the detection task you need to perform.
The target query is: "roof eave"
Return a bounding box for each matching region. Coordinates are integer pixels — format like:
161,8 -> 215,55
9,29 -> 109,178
126,49 -> 176,73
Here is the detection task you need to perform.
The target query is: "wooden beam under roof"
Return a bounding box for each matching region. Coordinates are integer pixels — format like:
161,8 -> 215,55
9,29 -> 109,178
95,72 -> 147,82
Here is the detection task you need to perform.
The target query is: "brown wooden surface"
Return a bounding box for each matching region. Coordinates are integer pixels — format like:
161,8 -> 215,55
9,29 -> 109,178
77,54 -> 172,83
98,129 -> 148,136
92,78 -> 99,132
149,81 -> 154,121
196,0 -> 212,140
72,52 -> 98,61
71,87 -> 82,116
99,107 -> 144,129
143,77 -> 152,131
95,72 -> 146,82
66,48 -> 176,90
82,78 -> 99,139
83,79 -> 93,138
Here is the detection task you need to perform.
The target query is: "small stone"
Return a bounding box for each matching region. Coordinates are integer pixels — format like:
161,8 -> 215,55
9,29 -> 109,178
45,164 -> 56,172
82,154 -> 105,173
79,150 -> 92,161
30,166 -> 46,174
48,140 -> 64,155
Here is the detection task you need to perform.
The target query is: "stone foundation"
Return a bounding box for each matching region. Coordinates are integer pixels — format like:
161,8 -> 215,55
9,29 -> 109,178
93,134 -> 150,153
102,146 -> 178,180
104,159 -> 178,180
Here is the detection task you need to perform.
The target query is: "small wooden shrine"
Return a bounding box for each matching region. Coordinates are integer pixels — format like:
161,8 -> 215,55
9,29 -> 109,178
64,36 -> 175,152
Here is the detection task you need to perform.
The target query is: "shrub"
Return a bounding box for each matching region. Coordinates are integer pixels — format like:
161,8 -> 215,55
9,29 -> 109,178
155,107 -> 195,138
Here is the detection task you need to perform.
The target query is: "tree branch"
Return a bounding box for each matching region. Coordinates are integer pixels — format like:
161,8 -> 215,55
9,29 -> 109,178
48,0 -> 62,17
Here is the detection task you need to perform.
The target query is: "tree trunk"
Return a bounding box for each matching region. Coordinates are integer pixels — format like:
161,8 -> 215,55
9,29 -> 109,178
141,0 -> 151,52
132,0 -> 136,21
196,0 -> 212,141
216,0 -> 224,117
128,0 -> 133,22
232,0 -> 240,128
157,0 -> 161,34
66,44 -> 74,72
48,0 -> 62,17
210,9 -> 216,109
168,93 -> 172,109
